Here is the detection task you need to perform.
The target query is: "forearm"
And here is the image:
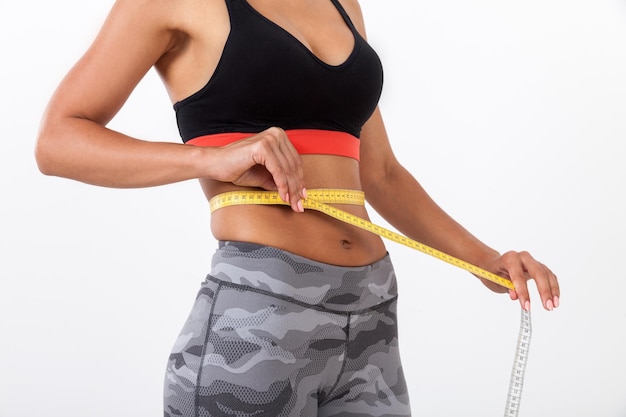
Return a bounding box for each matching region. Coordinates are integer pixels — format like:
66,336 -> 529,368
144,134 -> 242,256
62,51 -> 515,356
360,113 -> 558,306
365,163 -> 500,268
35,116 -> 210,188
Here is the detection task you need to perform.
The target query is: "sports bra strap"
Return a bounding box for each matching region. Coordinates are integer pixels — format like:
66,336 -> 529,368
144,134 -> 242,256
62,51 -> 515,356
329,0 -> 358,33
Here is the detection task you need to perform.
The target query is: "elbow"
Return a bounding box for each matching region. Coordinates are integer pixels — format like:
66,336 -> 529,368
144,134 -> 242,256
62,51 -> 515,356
35,109 -> 79,177
35,108 -> 56,175
34,136 -> 53,176
34,124 -> 62,177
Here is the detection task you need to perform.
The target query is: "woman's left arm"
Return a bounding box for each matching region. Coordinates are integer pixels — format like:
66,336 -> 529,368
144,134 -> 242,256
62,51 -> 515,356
343,0 -> 559,310
359,108 -> 560,312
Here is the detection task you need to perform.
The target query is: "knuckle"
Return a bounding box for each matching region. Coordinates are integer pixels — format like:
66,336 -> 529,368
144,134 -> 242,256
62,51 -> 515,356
266,126 -> 285,139
502,250 -> 516,259
501,251 -> 519,266
260,135 -> 277,148
250,136 -> 267,150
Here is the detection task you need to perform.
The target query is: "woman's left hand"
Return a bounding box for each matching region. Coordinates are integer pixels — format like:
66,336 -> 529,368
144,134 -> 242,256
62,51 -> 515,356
478,251 -> 560,311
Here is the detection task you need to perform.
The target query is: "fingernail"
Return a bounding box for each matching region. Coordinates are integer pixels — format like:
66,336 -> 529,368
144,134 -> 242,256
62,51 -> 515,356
524,300 -> 530,311
546,299 -> 554,311
297,200 -> 304,212
285,193 -> 290,203
302,188 -> 308,199
553,296 -> 560,308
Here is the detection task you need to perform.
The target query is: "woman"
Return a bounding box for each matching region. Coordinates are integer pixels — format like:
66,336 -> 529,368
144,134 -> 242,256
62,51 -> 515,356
35,0 -> 560,415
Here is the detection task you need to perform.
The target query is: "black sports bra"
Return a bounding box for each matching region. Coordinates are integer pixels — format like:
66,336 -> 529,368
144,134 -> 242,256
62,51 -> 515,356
174,0 -> 384,144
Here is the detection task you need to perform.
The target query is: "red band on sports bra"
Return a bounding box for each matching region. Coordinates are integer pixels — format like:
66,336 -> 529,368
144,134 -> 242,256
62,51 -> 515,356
185,129 -> 360,161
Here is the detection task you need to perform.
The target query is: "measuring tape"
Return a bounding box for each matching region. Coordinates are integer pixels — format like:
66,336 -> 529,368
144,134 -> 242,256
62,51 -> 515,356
210,189 -> 531,416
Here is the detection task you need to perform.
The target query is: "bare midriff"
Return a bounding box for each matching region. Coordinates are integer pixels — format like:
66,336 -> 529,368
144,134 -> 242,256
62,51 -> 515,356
200,154 -> 387,266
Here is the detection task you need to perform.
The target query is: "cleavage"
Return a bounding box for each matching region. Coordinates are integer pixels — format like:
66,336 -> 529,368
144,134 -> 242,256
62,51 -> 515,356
243,0 -> 356,66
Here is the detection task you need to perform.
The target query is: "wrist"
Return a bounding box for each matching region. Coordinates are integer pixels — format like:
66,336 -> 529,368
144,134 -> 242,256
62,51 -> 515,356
474,247 -> 501,269
188,144 -> 218,179
469,246 -> 510,293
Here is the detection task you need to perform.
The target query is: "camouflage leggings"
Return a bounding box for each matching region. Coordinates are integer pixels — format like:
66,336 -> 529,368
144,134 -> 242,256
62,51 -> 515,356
164,241 -> 411,417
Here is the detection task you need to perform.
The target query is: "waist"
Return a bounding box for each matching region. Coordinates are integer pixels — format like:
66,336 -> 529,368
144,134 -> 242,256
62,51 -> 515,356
186,129 -> 360,161
207,188 -> 387,266
209,189 -> 365,212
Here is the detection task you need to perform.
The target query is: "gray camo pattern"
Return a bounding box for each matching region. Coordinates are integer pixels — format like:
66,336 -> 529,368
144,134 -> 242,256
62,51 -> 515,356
164,241 -> 411,416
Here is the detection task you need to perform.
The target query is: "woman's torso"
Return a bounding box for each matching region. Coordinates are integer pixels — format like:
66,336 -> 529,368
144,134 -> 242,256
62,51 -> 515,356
156,0 -> 386,266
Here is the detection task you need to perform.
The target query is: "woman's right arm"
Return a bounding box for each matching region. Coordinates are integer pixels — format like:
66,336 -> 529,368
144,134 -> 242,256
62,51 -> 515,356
36,0 -> 201,187
35,0 -> 306,210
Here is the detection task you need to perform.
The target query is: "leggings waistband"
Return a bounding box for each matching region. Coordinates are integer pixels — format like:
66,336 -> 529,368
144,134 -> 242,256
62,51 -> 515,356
207,241 -> 398,313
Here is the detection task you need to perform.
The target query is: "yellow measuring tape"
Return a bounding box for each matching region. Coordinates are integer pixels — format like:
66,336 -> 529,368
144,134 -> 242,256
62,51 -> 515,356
210,188 -> 530,416
210,188 -> 514,291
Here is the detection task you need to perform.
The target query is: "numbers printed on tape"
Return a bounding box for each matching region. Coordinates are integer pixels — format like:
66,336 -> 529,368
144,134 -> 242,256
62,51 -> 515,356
210,190 -> 514,290
505,309 -> 532,416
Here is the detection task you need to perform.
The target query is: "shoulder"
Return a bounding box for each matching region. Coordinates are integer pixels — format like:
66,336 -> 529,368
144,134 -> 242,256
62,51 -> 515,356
337,0 -> 367,36
98,0 -> 228,57
106,0 -> 182,26
105,0 -> 224,36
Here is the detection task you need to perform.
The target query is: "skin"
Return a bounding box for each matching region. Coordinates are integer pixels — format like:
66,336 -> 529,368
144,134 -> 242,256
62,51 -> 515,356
35,0 -> 560,311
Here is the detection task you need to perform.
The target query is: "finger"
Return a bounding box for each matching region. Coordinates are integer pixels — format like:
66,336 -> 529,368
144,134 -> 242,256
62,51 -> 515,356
544,264 -> 560,308
520,252 -> 560,311
255,128 -> 304,212
501,251 -> 531,311
276,133 -> 305,211
520,253 -> 553,310
253,142 -> 290,201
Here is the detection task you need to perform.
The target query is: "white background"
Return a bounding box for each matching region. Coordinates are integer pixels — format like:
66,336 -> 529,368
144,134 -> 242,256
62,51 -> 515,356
1,0 -> 625,416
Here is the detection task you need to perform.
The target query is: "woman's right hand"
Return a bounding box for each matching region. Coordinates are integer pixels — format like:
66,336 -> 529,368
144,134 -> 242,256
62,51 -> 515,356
208,127 -> 307,212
